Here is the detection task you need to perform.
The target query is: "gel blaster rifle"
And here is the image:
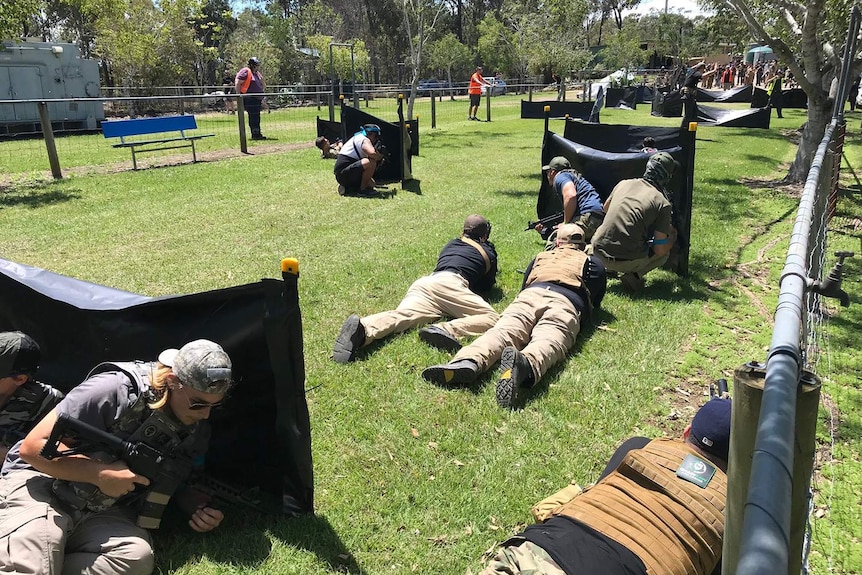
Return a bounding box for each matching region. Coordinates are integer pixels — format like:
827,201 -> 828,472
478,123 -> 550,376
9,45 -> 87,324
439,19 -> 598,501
41,412 -> 192,529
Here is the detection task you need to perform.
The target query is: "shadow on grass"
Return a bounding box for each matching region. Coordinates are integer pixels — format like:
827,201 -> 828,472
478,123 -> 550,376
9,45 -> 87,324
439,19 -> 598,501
0,181 -> 82,209
402,178 -> 422,194
155,510 -> 367,574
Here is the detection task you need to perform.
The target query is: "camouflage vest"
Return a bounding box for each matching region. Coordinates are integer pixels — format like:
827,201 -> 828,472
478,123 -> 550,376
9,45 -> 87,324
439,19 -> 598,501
554,439 -> 726,575
0,379 -> 64,448
525,245 -> 590,294
52,362 -> 199,519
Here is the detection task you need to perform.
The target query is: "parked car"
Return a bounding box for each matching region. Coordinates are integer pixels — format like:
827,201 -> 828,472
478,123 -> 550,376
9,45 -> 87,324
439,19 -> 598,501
417,79 -> 451,96
481,77 -> 507,96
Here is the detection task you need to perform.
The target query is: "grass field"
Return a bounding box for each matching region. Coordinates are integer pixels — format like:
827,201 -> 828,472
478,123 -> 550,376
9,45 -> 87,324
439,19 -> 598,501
0,100 -> 859,574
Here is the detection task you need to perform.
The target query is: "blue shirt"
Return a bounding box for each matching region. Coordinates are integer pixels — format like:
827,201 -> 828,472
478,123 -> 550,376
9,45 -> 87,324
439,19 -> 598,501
553,172 -> 604,219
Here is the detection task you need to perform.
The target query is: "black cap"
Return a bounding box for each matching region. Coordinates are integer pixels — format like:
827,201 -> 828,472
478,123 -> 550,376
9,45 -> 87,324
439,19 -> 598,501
249,57 -> 260,66
690,398 -> 732,461
0,331 -> 41,377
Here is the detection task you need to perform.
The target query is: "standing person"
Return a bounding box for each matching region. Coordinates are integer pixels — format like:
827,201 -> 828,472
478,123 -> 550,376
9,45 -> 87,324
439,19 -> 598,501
221,75 -> 236,113
0,331 -> 64,460
235,57 -> 267,140
848,75 -> 860,112
477,397 -> 732,575
333,124 -> 385,195
422,224 -> 607,408
538,156 -> 604,244
590,152 -> 678,293
0,339 -> 233,575
332,215 -> 499,363
681,62 -> 706,124
468,66 -> 492,121
765,69 -> 784,118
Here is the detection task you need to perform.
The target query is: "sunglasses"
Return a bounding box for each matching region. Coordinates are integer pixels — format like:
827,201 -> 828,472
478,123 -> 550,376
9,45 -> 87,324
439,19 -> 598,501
178,384 -> 225,411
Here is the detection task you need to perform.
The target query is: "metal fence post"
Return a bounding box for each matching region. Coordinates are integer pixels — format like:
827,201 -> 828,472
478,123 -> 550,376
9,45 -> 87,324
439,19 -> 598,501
37,102 -> 62,179
485,90 -> 491,122
236,96 -> 248,154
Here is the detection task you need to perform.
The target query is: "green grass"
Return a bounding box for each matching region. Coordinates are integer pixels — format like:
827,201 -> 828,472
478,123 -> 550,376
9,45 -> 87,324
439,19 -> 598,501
0,103 -> 858,575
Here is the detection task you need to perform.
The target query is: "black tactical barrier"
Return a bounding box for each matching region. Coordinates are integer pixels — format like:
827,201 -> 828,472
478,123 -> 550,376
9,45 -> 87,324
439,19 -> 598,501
316,117 -> 342,144
695,85 -> 754,103
651,89 -> 683,117
340,98 -> 415,185
0,257 -> 314,516
604,87 -> 638,109
696,103 -> 771,128
536,122 -> 696,275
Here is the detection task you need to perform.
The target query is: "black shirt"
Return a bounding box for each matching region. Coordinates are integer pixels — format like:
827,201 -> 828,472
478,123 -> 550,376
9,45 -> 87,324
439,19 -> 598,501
433,237 -> 498,293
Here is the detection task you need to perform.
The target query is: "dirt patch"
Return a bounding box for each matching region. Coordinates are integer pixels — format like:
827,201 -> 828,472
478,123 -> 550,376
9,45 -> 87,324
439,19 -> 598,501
740,175 -> 805,198
0,141 -> 313,187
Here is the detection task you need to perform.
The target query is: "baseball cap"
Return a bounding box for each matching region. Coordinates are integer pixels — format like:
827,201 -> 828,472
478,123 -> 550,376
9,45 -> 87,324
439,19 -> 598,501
556,224 -> 586,245
542,156 -> 571,171
0,331 -> 40,377
158,339 -> 233,394
646,152 -> 680,181
463,214 -> 491,239
690,398 -> 732,461
248,57 -> 260,66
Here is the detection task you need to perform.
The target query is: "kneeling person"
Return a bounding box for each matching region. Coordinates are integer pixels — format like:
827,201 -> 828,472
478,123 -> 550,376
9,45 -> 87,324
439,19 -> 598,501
423,224 -> 606,407
334,124 -> 385,195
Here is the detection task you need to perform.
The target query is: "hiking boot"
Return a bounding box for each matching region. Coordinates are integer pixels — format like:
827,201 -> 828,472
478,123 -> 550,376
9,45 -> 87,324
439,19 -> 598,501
422,359 -> 479,386
332,314 -> 365,363
496,346 -> 534,408
418,325 -> 461,352
251,134 -> 268,140
620,272 -> 645,293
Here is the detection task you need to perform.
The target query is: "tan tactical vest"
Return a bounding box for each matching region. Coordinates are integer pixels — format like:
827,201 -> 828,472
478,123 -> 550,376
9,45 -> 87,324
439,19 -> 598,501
554,438 -> 725,575
525,245 -> 589,293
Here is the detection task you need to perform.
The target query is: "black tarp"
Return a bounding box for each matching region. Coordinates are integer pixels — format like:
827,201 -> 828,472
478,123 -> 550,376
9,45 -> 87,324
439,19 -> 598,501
0,257 -> 314,515
520,100 -> 596,120
638,85 -> 655,104
538,123 -> 695,275
651,89 -> 683,117
316,117 -> 342,144
695,85 -> 754,103
751,86 -> 808,109
604,87 -> 638,109
341,103 -> 414,184
695,103 -> 771,128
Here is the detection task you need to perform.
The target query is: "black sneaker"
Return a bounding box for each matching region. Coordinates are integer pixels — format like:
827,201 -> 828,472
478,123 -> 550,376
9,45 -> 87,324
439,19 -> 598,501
418,325 -> 461,352
332,314 -> 365,363
251,134 -> 268,140
496,346 -> 534,408
422,359 -> 479,385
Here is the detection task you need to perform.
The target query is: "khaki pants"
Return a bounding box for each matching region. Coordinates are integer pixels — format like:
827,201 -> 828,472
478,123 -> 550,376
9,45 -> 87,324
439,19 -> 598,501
0,469 -> 154,575
478,539 -> 567,575
452,288 -> 580,381
362,271 -> 499,344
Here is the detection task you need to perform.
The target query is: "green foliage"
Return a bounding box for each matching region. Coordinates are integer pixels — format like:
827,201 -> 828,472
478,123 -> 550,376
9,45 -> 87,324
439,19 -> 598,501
599,22 -> 647,71
426,32 -> 473,79
0,0 -> 40,40
223,9 -> 283,84
477,14 -> 514,75
306,34 -> 370,80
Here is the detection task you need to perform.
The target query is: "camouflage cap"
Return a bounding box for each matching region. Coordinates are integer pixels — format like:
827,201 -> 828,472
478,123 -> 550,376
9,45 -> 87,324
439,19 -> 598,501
158,339 -> 232,394
0,331 -> 40,377
646,152 -> 680,182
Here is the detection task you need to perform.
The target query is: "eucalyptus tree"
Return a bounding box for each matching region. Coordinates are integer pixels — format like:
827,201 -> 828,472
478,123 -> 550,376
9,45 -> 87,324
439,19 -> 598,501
400,0 -> 449,119
0,0 -> 40,40
708,0 -> 859,181
427,32 -> 474,99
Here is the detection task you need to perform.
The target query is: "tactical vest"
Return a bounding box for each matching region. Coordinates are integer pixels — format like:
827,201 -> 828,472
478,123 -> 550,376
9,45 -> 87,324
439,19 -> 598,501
525,245 -> 589,294
52,362 -> 199,528
554,439 -> 726,575
0,379 -> 64,447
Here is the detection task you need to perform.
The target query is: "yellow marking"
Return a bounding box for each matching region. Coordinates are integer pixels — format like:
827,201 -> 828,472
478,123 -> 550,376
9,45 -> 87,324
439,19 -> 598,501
444,370 -> 454,383
501,369 -> 512,379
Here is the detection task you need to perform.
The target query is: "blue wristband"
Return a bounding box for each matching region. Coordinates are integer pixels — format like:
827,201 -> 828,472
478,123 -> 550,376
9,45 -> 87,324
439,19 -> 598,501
652,237 -> 669,245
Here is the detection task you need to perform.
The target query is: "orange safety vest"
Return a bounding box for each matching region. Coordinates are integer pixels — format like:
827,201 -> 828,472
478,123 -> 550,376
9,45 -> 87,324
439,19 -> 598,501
237,67 -> 255,94
469,72 -> 484,95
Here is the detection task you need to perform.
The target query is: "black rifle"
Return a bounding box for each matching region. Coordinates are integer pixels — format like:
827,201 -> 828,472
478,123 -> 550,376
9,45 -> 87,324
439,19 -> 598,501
41,412 -> 193,529
374,139 -> 391,166
525,212 -> 564,233
709,378 -> 730,399
184,472 -> 279,515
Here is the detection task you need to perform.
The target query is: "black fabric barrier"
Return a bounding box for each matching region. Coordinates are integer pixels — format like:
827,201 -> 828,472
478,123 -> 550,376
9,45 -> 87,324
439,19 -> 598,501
316,117 -> 342,144
696,103 -> 771,128
341,103 -> 413,184
695,84 -> 753,103
538,123 -> 695,275
605,87 -> 638,109
0,258 -> 314,515
651,89 -> 683,117
638,85 -> 655,104
751,87 -> 769,108
520,100 -> 596,120
751,86 -> 808,109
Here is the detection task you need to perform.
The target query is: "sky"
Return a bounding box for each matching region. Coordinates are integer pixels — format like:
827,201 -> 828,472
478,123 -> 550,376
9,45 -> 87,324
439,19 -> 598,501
628,0 -> 713,18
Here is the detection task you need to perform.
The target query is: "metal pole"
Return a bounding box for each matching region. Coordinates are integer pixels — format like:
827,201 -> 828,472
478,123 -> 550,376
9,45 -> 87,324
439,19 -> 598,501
236,96 -> 248,154
37,102 -> 62,179
329,44 -> 335,122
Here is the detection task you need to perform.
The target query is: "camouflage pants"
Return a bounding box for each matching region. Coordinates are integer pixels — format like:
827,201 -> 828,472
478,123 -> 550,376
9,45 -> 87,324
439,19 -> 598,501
478,539 -> 567,575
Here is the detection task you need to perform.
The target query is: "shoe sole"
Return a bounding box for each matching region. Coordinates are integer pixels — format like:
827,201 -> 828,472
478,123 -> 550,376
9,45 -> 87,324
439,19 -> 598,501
332,315 -> 362,363
418,329 -> 462,352
496,347 -> 521,408
422,365 -> 476,385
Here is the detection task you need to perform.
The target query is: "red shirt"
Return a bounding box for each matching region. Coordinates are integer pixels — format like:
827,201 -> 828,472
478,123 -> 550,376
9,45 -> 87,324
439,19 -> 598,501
469,72 -> 484,95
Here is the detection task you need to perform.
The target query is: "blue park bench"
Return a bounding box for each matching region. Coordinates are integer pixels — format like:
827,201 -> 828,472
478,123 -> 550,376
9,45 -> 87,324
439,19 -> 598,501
101,115 -> 215,170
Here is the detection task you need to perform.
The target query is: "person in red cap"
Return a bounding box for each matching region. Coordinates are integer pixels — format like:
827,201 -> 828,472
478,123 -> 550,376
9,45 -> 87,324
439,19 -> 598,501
0,331 -> 63,459
478,397 -> 732,575
0,339 -> 233,575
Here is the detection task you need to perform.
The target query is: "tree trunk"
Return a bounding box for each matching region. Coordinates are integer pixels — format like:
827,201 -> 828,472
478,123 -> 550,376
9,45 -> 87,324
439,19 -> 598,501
786,97 -> 831,183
